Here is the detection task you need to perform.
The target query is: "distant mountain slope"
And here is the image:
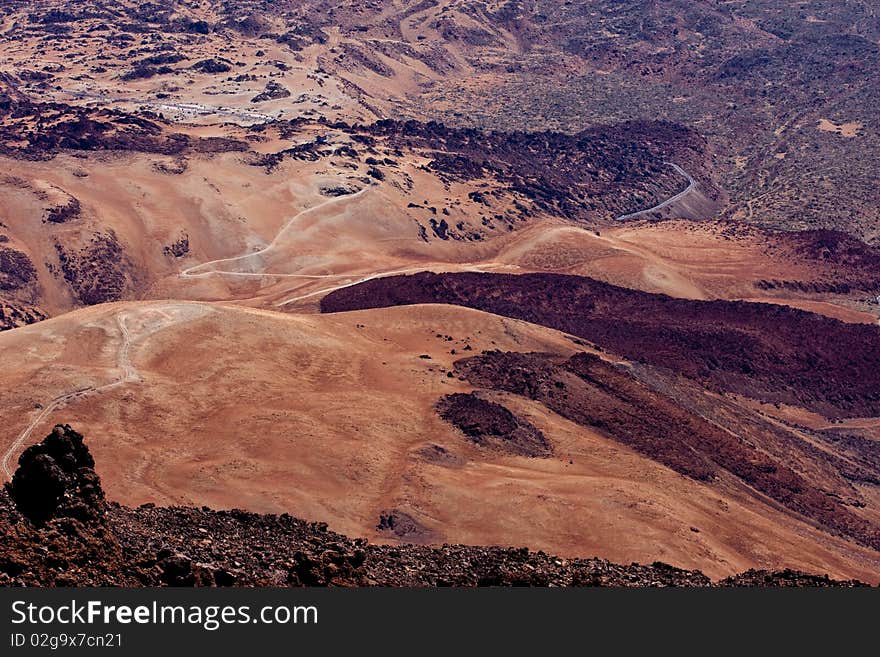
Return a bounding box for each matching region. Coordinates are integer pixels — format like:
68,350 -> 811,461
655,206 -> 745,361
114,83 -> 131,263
1,1 -> 875,239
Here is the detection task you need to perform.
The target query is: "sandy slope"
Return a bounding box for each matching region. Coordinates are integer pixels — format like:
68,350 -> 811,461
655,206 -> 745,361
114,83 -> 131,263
0,145 -> 524,312
1,300 -> 878,582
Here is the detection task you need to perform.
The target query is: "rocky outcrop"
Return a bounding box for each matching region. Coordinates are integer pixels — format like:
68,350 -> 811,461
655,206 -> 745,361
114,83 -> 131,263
376,509 -> 438,543
351,119 -> 715,223
0,72 -> 30,113
445,350 -> 880,552
0,302 -> 47,331
55,231 -> 134,305
163,233 -> 190,258
251,81 -> 291,103
6,425 -> 105,526
719,569 -> 867,587
0,100 -> 247,160
0,246 -> 37,291
319,183 -> 361,197
436,392 -> 552,457
44,197 -> 81,224
192,58 -> 231,74
0,247 -> 45,331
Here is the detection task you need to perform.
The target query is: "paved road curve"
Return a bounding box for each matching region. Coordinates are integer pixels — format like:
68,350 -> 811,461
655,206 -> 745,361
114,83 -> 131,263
614,162 -> 697,222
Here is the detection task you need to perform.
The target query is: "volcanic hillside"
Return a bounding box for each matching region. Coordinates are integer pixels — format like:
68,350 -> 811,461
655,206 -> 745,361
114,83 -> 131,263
322,271 -> 880,564
0,0 -> 879,586
1,299 -> 879,582
1,425 -> 870,587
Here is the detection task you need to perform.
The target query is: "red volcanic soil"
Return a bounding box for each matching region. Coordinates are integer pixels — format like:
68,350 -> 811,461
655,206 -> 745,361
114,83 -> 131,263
450,350 -> 880,552
2,426 -> 869,588
321,272 -> 880,418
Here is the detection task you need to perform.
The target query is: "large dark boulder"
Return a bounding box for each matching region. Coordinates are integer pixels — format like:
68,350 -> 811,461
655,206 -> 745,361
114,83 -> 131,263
5,424 -> 105,526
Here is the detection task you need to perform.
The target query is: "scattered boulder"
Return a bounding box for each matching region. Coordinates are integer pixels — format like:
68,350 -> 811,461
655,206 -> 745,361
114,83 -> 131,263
0,301 -> 47,331
45,197 -> 81,224
121,65 -> 173,81
720,569 -> 869,588
0,247 -> 37,291
376,509 -> 438,542
0,427 -> 872,587
54,231 -> 133,306
163,233 -> 190,258
192,58 -> 231,74
251,81 -> 291,103
319,183 -> 360,197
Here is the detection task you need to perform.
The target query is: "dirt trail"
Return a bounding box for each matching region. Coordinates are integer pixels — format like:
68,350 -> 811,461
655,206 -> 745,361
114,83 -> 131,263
177,182 -> 505,306
1,305 -> 209,480
180,187 -> 372,280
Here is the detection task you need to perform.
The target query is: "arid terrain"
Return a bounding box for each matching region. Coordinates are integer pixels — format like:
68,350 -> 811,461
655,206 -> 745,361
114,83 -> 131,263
4,426 -> 866,586
0,1 -> 879,586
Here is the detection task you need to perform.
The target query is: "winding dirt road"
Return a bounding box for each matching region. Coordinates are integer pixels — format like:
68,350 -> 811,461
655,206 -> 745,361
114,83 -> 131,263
179,184 -> 502,306
180,186 -> 372,280
180,163 -> 701,307
0,314 -> 135,479
271,164 -> 702,304
1,305 -> 207,480
179,162 -> 697,308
